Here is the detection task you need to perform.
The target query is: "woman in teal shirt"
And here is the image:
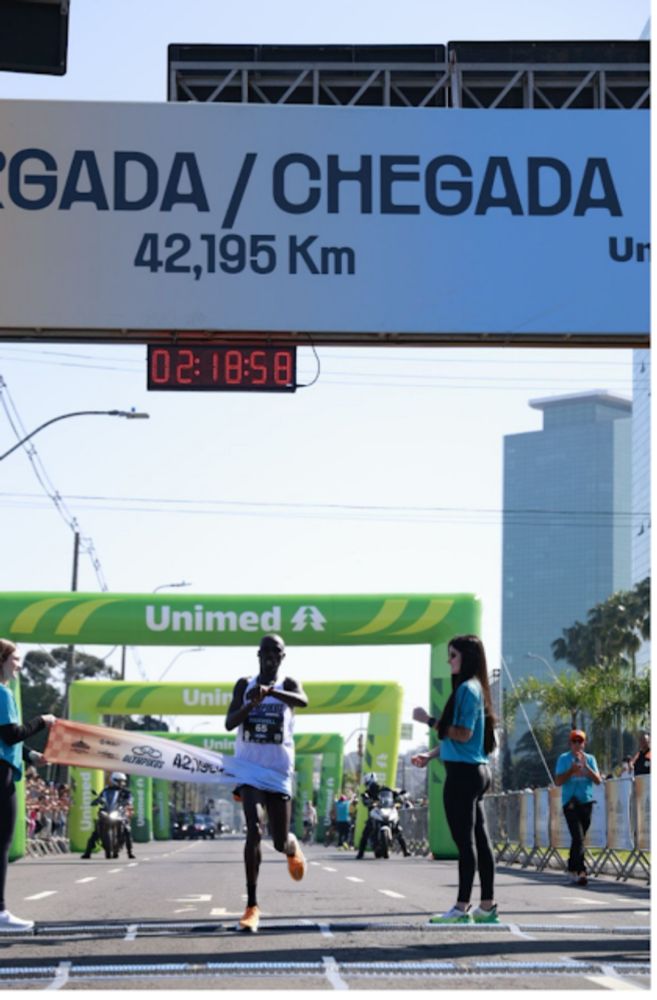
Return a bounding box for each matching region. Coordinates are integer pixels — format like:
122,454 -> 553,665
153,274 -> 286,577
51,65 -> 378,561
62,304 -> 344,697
554,729 -> 601,886
412,634 -> 498,924
0,640 -> 56,931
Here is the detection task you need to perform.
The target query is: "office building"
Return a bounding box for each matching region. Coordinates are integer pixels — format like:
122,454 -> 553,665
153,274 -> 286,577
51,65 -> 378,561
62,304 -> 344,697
502,391 -> 633,754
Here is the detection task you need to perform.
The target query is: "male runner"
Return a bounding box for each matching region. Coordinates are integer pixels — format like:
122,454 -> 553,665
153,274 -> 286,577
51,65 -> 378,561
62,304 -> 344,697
225,634 -> 308,932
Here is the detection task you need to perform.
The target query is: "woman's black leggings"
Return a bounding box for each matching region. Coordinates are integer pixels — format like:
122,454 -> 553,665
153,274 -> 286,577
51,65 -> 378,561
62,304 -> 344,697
443,761 -> 495,904
0,762 -> 17,912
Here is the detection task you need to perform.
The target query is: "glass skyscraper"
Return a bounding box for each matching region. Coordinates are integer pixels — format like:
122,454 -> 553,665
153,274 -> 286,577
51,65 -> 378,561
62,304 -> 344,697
631,348 -> 650,671
502,391 -> 633,754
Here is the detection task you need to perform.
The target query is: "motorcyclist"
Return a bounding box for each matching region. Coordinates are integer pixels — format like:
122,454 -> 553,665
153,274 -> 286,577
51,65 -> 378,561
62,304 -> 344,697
81,771 -> 135,859
355,773 -> 410,858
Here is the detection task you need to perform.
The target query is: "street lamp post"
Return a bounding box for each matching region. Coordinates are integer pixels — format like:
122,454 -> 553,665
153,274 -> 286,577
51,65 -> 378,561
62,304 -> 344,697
0,408 -> 149,461
526,651 -> 561,685
120,581 -> 192,679
158,647 -> 204,683
153,581 -> 192,593
157,647 -> 204,733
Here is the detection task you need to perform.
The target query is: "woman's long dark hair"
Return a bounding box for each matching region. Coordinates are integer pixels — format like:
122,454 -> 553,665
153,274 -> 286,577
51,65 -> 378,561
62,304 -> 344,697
437,635 -> 497,754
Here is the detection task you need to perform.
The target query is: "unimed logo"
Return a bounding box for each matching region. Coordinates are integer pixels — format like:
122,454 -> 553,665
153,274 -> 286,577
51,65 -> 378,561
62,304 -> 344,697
146,604 -> 281,633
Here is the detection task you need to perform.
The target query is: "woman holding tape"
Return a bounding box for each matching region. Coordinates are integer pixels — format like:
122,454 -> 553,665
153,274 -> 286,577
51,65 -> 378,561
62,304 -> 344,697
412,634 -> 499,924
0,640 -> 56,931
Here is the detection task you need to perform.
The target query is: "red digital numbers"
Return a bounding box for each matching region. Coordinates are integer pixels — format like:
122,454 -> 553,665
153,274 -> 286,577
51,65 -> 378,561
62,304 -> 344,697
147,345 -> 296,392
149,348 -> 171,384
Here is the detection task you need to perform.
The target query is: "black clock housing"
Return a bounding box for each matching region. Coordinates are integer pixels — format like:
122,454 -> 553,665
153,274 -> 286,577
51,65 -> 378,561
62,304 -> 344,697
147,344 -> 297,392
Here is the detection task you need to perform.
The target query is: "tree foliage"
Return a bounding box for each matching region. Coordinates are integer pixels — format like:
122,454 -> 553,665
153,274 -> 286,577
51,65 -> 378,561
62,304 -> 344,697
19,649 -> 168,749
506,578 -> 650,778
20,647 -> 118,752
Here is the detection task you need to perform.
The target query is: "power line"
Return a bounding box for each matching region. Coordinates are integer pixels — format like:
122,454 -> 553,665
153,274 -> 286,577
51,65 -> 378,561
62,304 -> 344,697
0,377 -> 110,587
0,489 -> 647,527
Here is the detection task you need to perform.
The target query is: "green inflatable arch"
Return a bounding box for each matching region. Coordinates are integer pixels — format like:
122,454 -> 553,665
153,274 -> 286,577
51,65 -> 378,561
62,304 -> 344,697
1,590 -> 480,857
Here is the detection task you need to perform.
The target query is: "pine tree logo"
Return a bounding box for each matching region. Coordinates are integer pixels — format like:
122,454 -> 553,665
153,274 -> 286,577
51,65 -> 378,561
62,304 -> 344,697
290,606 -> 327,632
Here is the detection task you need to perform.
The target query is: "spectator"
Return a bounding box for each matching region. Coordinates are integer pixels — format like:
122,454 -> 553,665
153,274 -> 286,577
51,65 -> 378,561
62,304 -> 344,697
631,732 -> 651,777
303,799 -> 317,843
24,772 -> 70,852
618,756 -> 634,780
554,729 -> 601,887
335,794 -> 351,848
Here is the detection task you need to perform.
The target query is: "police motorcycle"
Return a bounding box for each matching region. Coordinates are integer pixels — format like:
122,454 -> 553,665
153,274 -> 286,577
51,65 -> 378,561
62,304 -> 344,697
363,784 -> 406,859
93,773 -> 131,859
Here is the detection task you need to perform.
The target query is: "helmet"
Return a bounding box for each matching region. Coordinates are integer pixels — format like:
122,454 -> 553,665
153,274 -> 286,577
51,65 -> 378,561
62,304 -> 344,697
110,772 -> 127,786
363,773 -> 376,786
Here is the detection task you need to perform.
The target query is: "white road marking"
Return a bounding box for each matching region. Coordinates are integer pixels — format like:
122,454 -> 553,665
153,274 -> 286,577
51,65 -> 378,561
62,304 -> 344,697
555,914 -> 578,919
301,918 -> 334,938
171,894 -> 212,902
345,876 -> 364,883
507,923 -> 536,941
633,910 -> 650,915
310,861 -> 322,867
323,955 -> 348,990
46,960 -> 71,990
378,889 -> 405,899
75,877 -> 97,884
108,868 -> 122,874
127,862 -> 138,868
24,891 -> 57,900
173,907 -> 196,913
561,896 -> 609,906
587,972 -> 643,991
210,908 -> 244,917
124,924 -> 138,941
322,867 -> 337,872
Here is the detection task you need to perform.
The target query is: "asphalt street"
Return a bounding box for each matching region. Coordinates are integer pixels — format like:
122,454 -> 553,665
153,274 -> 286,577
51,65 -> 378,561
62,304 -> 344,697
0,836 -> 649,990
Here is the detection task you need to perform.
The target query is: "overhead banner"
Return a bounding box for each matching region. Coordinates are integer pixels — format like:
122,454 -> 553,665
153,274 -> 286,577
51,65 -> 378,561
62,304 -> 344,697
0,591 -> 474,646
0,101 -> 648,338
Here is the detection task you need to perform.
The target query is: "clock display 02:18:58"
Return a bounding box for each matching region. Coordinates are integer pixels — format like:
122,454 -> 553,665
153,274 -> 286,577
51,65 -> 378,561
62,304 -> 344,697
147,345 -> 297,392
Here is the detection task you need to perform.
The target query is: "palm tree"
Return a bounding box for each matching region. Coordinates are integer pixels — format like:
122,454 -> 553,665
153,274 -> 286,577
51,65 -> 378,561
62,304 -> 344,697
504,670 -> 592,736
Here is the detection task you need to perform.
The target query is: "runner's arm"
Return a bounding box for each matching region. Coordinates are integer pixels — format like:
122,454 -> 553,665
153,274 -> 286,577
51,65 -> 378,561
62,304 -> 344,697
270,676 -> 308,709
225,678 -> 253,731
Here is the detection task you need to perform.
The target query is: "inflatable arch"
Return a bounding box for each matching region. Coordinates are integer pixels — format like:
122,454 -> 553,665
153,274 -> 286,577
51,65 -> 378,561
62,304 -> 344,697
1,591 -> 480,857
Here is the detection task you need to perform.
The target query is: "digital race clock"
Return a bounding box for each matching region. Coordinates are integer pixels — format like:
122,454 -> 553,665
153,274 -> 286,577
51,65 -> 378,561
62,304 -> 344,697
147,344 -> 297,392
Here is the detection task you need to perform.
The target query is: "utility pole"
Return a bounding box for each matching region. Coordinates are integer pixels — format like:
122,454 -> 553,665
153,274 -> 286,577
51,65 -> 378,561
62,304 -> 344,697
64,531 -> 80,715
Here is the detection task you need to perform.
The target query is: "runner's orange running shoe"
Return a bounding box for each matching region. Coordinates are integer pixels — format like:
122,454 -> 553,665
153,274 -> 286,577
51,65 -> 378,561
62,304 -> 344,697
237,905 -> 260,932
287,845 -> 306,881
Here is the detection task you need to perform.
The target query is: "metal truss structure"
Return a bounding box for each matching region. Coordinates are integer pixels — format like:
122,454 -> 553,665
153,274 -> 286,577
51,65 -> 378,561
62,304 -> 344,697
168,42 -> 649,111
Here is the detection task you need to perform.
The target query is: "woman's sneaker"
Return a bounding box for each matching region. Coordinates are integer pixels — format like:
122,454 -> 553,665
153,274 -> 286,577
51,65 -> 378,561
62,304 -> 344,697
0,910 -> 34,932
429,905 -> 473,924
472,904 -> 500,924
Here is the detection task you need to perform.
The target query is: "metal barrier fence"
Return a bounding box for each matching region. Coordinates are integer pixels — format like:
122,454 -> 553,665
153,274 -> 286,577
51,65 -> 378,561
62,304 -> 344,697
484,776 -> 650,882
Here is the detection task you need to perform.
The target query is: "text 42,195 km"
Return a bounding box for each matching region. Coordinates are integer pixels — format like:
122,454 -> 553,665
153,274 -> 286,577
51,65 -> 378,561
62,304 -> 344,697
134,233 -> 356,279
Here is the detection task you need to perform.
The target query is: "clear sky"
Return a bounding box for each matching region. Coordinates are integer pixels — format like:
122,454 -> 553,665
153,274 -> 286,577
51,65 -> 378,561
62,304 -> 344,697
0,0 -> 648,749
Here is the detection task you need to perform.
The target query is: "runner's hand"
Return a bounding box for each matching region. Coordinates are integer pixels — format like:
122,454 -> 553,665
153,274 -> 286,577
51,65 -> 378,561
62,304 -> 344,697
248,685 -> 273,705
41,714 -> 57,728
